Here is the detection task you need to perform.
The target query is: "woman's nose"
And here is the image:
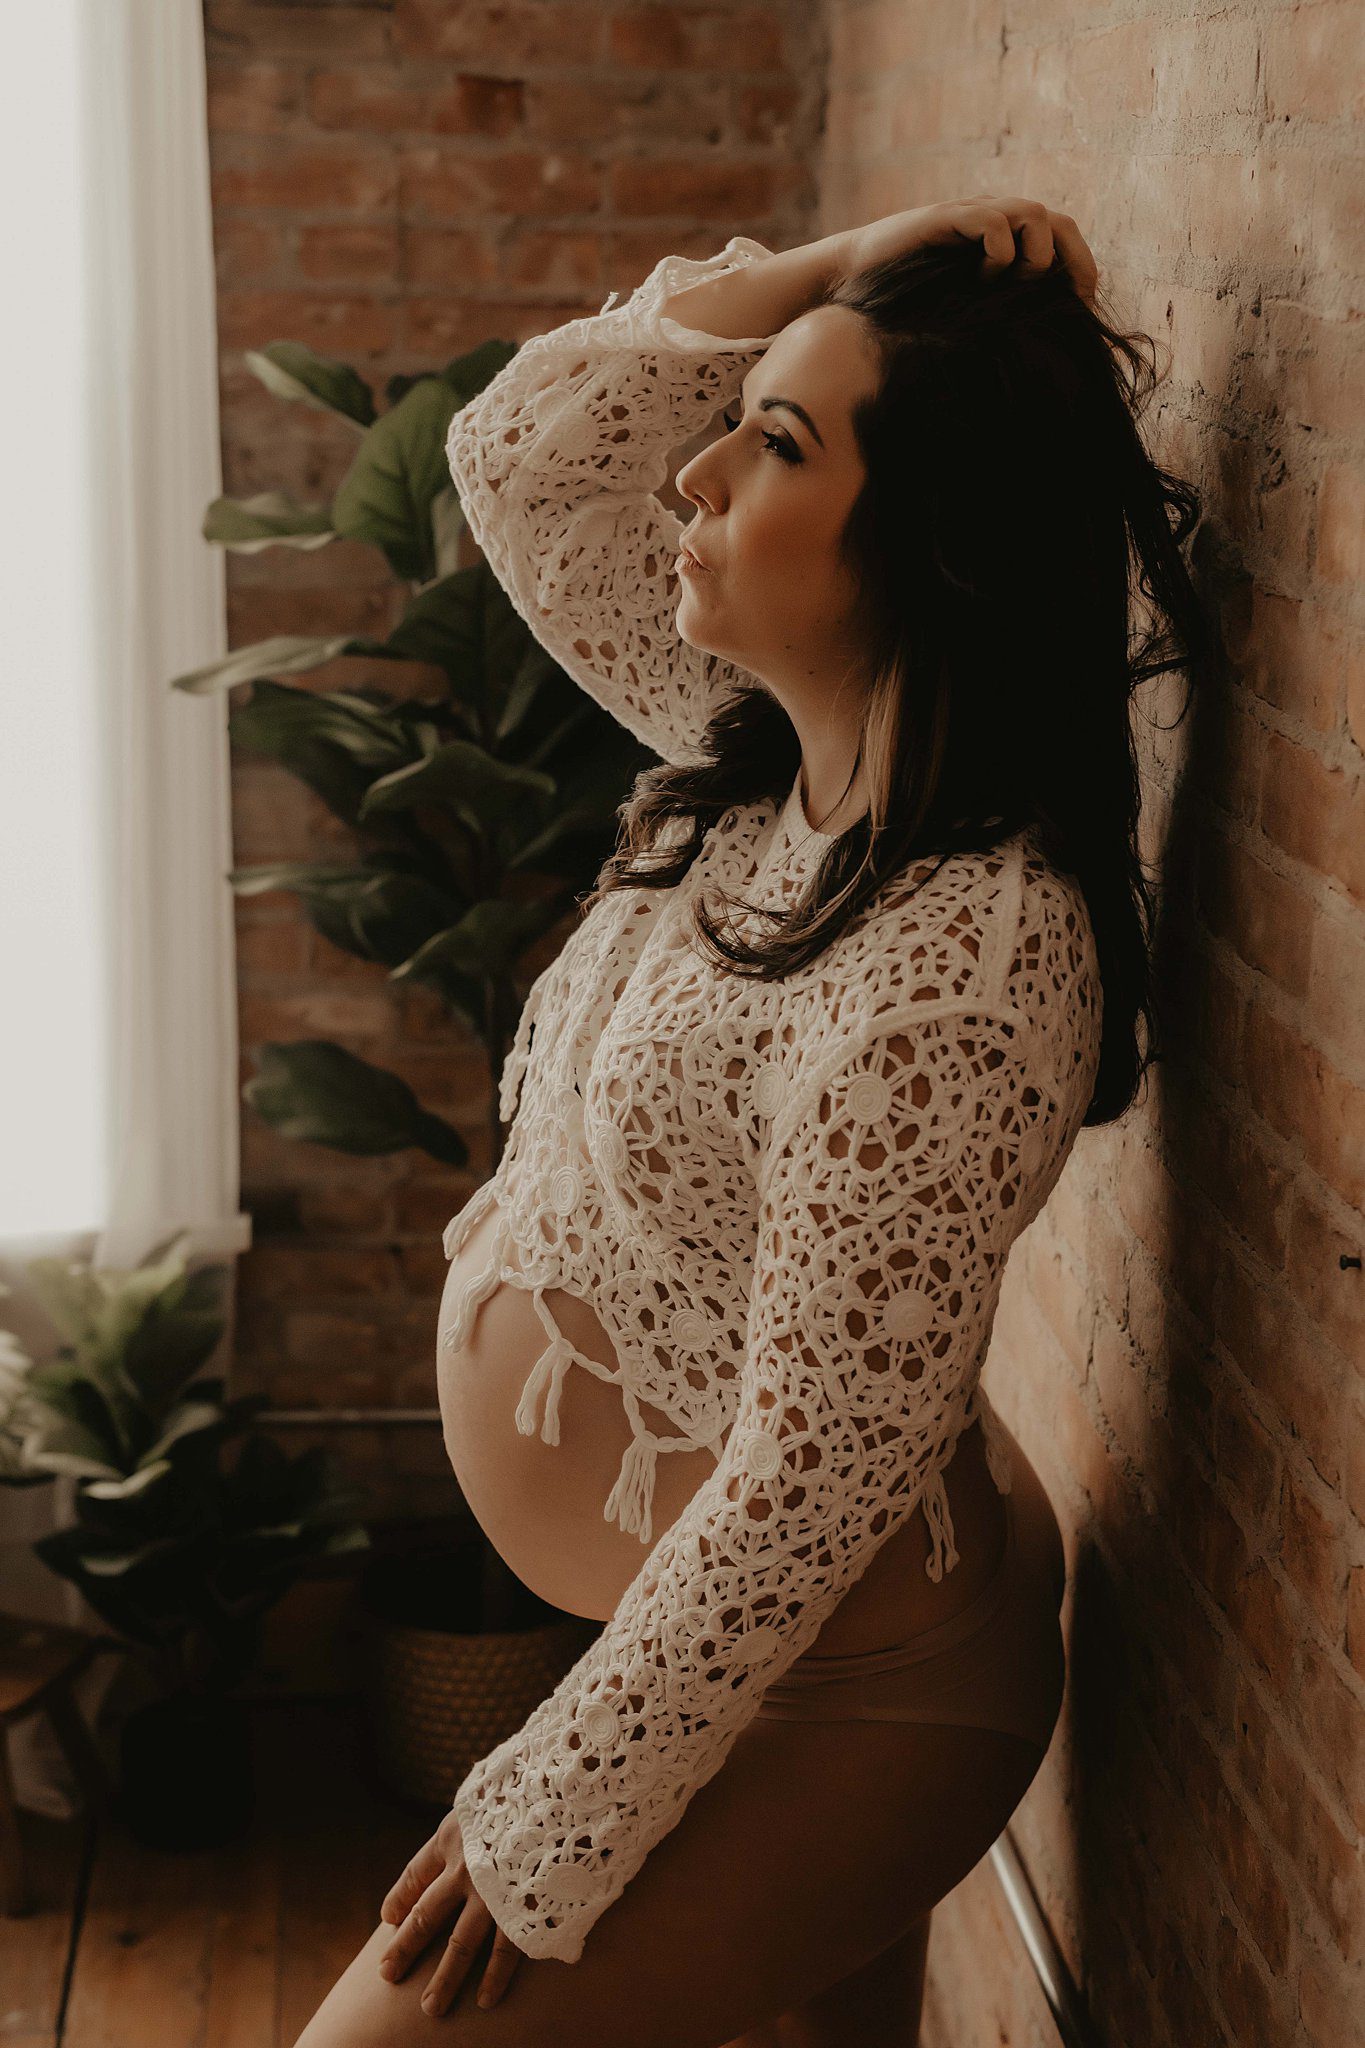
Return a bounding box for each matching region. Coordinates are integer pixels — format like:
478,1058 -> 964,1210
676,439 -> 726,512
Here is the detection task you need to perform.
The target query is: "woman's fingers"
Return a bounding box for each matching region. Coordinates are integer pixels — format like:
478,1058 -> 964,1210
418,1893 -> 497,2017
1048,211 -> 1101,304
378,1859 -> 469,1982
473,1929 -> 525,2012
950,195 -> 1098,301
379,1835 -> 444,1926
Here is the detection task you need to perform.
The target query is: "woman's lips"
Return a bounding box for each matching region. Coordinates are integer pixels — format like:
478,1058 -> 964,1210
677,545 -> 712,575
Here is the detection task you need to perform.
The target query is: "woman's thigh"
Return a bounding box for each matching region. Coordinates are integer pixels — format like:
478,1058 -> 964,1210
291,1711 -> 1046,2048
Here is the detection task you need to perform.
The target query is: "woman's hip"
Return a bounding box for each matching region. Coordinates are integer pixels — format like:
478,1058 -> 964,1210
754,1475 -> 1067,1759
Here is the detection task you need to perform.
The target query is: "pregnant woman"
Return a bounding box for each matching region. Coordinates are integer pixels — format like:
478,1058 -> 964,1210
296,196 -> 1206,2047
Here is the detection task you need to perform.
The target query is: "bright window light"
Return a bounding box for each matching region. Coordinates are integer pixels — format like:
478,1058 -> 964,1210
0,2 -> 108,1237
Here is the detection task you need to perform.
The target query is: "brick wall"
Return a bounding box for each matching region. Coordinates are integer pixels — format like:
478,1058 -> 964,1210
817,3 -> 1364,2042
207,2 -> 1363,2032
204,1 -> 824,1520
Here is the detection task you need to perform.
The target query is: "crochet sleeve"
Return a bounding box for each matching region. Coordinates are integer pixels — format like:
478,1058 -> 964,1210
450,991 -> 1096,1963
444,236 -> 780,766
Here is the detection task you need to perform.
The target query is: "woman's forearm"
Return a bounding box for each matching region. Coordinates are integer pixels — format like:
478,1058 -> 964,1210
658,230 -> 854,340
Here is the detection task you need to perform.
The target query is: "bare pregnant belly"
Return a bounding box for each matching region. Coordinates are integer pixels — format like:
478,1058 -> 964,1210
435,1196 -> 1063,1654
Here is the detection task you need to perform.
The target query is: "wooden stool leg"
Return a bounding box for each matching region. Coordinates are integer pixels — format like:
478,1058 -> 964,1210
46,1676 -> 113,1815
0,1725 -> 33,1916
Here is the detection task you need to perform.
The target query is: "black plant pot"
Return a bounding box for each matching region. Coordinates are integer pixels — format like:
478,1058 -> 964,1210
117,1690 -> 255,1849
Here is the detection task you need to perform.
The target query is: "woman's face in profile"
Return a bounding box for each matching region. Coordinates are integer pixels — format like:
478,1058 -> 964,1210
672,303 -> 882,695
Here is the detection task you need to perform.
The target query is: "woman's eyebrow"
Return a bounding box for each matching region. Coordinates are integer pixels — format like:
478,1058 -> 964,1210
757,396 -> 824,449
738,372 -> 825,450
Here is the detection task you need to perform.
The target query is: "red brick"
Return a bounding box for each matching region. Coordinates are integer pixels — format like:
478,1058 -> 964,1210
437,74 -> 526,136
1073,17 -> 1157,124
398,224 -> 500,290
226,584 -> 396,645
205,2 -> 392,59
1153,15 -> 1259,122
609,155 -> 781,220
1213,1913 -> 1288,2047
236,919 -> 310,976
218,288 -> 396,357
212,138 -> 397,214
296,222 -> 401,283
401,295 -> 564,357
500,228 -> 603,293
206,59 -> 305,134
398,146 -> 600,219
1170,1710 -> 1293,1974
1260,299 -> 1365,439
1220,584 -> 1344,732
1278,1463 -> 1348,1642
1349,1565 -> 1365,1684
1315,461 -> 1365,587
1261,729 -> 1365,905
524,73 -> 723,145
240,1245 -> 401,1303
735,82 -> 802,148
1263,0 -> 1365,124
392,0 -> 605,63
239,988 -> 396,1043
1214,1400 -> 1283,1526
1299,1932 -> 1365,2048
1284,1188 -> 1365,1364
609,7 -> 783,72
213,215 -> 288,285
308,69 -> 434,132
1347,641 -> 1365,762
1297,1633 -> 1365,1835
1195,826 -> 1314,1000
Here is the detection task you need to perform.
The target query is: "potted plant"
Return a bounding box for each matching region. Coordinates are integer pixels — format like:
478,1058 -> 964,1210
173,335 -> 653,1175
174,336 -> 639,1797
0,1232 -> 372,1848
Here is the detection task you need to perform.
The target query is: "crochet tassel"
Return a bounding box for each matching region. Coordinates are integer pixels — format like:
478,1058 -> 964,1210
514,1335 -> 573,1446
921,1469 -> 960,1584
604,1433 -> 659,1546
439,1203 -> 509,1353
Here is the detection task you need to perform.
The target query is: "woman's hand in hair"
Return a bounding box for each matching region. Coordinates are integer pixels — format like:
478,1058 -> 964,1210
843,198 -> 1099,306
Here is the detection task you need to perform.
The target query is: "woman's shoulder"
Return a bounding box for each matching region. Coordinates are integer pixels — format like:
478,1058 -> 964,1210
809,824 -> 1100,1048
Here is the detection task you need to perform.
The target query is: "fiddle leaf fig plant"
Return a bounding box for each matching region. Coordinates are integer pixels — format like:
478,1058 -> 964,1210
178,337 -> 654,1173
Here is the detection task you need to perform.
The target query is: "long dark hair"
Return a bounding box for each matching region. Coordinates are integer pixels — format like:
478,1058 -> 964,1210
581,240 -> 1213,1126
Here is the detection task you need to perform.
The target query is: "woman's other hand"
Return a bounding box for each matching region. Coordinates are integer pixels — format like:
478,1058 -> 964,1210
842,197 -> 1100,306
377,1807 -> 527,2015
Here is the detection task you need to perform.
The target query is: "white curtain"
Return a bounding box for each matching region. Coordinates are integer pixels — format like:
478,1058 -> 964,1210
1,0 -> 250,1809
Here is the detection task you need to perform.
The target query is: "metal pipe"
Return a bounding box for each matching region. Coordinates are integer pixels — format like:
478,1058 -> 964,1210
990,1831 -> 1101,2047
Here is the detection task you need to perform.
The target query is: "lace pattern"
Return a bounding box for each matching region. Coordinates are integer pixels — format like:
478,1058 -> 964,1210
439,245 -> 1105,1963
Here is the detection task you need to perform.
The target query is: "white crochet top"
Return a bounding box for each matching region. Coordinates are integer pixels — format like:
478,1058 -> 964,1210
438,236 -> 1104,1964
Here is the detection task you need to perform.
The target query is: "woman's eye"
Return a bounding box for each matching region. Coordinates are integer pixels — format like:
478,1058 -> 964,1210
720,405 -> 800,464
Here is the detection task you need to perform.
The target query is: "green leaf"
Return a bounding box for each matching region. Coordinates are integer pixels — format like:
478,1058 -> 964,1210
442,339 -> 520,406
229,857 -> 464,969
225,680 -> 421,829
359,740 -> 556,840
138,1402 -> 229,1467
244,1041 -> 468,1165
367,561 -> 536,731
331,376 -> 461,583
83,1458 -> 174,1502
203,491 -> 335,554
245,342 -> 376,427
172,635 -> 354,696
394,896 -> 563,993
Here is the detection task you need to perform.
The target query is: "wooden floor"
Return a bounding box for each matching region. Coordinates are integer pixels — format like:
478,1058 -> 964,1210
1,1694 -> 441,2048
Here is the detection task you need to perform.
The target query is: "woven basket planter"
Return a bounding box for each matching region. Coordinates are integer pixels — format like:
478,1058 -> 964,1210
356,1518 -> 600,1811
